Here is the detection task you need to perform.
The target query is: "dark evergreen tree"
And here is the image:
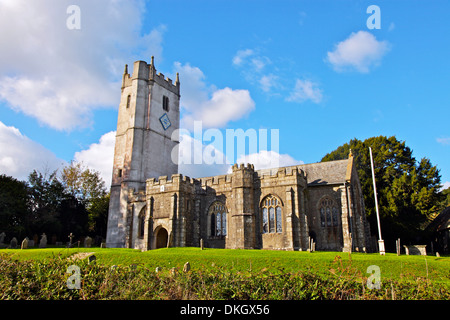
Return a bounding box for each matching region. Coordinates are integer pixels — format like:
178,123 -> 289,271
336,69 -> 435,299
322,136 -> 443,249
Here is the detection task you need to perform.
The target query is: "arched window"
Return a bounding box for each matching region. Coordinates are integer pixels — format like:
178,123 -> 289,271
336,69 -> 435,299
319,197 -> 339,228
261,195 -> 282,234
138,207 -> 146,238
208,201 -> 227,237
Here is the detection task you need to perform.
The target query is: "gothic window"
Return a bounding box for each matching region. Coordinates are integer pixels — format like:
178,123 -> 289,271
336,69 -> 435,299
162,95 -> 169,112
261,195 -> 282,234
208,201 -> 227,238
319,197 -> 339,228
138,207 -> 146,239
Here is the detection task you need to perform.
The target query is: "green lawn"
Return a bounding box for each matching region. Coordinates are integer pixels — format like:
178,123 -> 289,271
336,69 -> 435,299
1,247 -> 449,286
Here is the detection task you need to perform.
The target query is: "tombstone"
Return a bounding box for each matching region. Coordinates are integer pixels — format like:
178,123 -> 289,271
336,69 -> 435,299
21,237 -> 29,249
84,236 -> 92,248
10,237 -> 18,249
403,245 -> 427,256
68,233 -> 75,248
436,252 -> 440,258
200,238 -> 204,250
100,242 -> 106,248
39,233 -> 47,248
183,262 -> 191,273
396,238 -> 401,256
33,234 -> 39,247
88,255 -> 96,264
155,267 -> 161,273
170,267 -> 177,276
0,232 -> 5,244
28,240 -> 34,247
51,234 -> 57,245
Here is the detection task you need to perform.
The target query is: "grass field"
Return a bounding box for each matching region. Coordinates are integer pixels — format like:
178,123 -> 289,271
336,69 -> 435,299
2,247 -> 449,285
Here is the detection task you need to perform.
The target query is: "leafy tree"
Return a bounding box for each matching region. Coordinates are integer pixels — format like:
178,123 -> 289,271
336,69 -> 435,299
61,161 -> 106,207
322,136 -> 443,248
88,193 -> 110,237
61,161 -> 109,238
0,175 -> 30,239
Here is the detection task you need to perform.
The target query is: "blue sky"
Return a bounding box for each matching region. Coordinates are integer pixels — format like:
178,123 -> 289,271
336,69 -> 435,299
0,0 -> 449,191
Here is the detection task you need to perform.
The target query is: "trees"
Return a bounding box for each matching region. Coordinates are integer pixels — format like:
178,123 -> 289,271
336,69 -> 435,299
0,162 -> 109,243
0,175 -> 30,238
61,161 -> 109,236
322,136 -> 443,248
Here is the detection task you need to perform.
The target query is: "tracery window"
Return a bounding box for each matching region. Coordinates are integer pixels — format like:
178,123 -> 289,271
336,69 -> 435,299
261,195 -> 282,234
209,201 -> 227,237
319,197 -> 339,228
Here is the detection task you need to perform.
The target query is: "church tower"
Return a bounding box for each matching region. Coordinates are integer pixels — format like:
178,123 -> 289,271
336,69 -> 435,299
106,58 -> 180,248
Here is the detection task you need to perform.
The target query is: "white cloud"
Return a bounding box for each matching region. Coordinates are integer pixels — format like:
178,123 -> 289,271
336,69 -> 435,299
259,74 -> 279,93
232,49 -> 254,66
0,0 -> 164,131
437,137 -> 450,146
234,150 -> 303,172
441,181 -> 450,191
286,79 -> 323,104
74,131 -> 116,189
177,133 -> 230,178
326,31 -> 390,73
174,62 -> 255,129
232,48 -> 277,93
0,121 -> 65,180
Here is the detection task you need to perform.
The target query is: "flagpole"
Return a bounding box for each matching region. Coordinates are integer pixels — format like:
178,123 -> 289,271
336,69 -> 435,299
369,147 -> 385,255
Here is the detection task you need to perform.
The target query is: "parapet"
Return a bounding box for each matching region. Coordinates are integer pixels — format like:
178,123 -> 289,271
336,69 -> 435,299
121,56 -> 180,96
231,163 -> 255,172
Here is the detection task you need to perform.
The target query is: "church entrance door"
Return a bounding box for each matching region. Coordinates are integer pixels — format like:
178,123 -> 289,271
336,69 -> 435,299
155,227 -> 168,249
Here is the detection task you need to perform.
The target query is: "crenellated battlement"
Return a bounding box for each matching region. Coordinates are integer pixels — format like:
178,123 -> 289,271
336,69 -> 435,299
146,173 -> 199,187
258,165 -> 306,180
231,163 -> 255,172
121,56 -> 180,96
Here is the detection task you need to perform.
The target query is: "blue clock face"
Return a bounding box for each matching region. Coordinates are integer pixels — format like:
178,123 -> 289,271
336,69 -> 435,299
159,113 -> 171,130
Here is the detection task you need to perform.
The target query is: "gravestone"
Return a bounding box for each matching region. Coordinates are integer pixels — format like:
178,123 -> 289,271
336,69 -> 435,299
33,234 -> 38,246
403,245 -> 427,256
84,236 -> 92,248
21,237 -> 29,249
39,233 -> 47,248
200,238 -> 204,250
68,233 -> 75,248
183,262 -> 191,273
28,240 -> 34,247
10,237 -> 17,249
155,267 -> 161,273
0,232 -> 5,244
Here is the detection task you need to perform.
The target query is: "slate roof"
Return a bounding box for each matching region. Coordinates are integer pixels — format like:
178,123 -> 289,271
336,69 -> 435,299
427,207 -> 450,232
256,159 -> 350,186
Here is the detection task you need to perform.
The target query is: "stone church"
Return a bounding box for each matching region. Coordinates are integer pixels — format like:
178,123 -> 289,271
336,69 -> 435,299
106,58 -> 373,252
